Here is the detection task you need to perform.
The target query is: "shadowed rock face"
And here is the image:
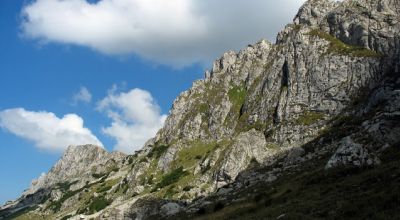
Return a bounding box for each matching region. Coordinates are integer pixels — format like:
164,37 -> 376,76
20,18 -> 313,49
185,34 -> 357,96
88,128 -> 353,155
1,0 -> 400,219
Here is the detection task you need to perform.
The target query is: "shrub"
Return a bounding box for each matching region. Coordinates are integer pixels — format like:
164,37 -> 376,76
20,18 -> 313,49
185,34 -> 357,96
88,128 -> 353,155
60,215 -> 72,220
214,202 -> 225,212
147,174 -> 154,185
183,185 -> 193,191
57,180 -> 78,191
153,166 -> 188,191
139,157 -> 148,163
96,185 -> 112,193
164,185 -> 176,198
148,145 -> 169,158
88,196 -> 111,213
92,173 -> 106,179
296,111 -> 325,126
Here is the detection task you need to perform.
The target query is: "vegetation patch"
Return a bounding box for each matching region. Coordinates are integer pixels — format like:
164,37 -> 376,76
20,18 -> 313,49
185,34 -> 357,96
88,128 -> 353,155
56,180 -> 78,191
235,112 -> 270,133
148,145 -> 169,159
128,156 -> 135,164
47,178 -> 114,212
183,144 -> 400,220
87,196 -> 111,214
308,29 -> 383,57
60,214 -> 73,220
152,166 -> 188,191
96,185 -> 112,193
295,111 -> 325,126
228,85 -> 247,114
92,173 -> 107,179
139,157 -> 149,163
266,142 -> 279,149
173,141 -> 219,169
2,206 -> 38,220
286,24 -> 303,34
164,185 -> 177,199
183,185 -> 193,191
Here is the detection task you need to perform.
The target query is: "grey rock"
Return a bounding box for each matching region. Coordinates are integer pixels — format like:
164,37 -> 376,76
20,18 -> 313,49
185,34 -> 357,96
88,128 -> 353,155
325,136 -> 381,169
2,0 -> 400,219
160,202 -> 182,216
217,129 -> 271,186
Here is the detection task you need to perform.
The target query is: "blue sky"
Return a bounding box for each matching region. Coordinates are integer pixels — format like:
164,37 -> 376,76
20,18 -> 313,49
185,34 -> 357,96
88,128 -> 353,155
0,0 -> 305,204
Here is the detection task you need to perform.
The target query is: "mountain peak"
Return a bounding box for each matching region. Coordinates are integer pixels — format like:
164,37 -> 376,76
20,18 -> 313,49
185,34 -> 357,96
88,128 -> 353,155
2,0 -> 400,219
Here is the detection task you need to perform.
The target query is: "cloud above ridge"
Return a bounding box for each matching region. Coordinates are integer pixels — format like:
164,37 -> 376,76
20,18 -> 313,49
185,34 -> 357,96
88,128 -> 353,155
0,108 -> 102,152
21,0 -> 306,66
97,87 -> 166,153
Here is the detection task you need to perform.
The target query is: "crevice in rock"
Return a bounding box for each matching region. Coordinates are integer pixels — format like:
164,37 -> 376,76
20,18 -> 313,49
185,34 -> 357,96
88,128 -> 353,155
282,60 -> 290,88
273,60 -> 290,124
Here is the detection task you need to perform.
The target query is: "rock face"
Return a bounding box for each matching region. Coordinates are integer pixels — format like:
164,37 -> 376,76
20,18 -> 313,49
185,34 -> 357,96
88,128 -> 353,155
0,145 -> 126,219
1,0 -> 400,219
26,145 -> 125,195
325,136 -> 380,169
216,129 -> 273,186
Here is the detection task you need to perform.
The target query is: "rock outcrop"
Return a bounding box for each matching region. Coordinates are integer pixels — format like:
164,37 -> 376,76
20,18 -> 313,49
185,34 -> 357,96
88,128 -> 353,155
1,0 -> 399,219
325,136 -> 381,169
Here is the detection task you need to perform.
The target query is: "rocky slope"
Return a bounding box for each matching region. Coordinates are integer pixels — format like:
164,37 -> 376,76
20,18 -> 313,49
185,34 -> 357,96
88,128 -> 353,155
1,0 -> 399,219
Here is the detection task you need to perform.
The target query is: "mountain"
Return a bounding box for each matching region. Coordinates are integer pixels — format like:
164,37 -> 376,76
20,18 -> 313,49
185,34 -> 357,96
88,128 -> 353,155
1,0 -> 400,219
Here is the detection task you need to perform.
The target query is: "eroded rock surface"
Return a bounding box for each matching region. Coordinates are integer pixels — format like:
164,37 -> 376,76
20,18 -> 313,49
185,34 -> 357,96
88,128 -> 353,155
1,0 -> 399,219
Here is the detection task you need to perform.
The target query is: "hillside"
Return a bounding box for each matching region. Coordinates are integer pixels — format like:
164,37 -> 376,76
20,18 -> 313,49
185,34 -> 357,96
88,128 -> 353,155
1,0 -> 399,219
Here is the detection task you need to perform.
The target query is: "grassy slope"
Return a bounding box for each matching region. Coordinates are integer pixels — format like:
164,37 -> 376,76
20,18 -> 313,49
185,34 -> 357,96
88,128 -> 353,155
184,145 -> 400,220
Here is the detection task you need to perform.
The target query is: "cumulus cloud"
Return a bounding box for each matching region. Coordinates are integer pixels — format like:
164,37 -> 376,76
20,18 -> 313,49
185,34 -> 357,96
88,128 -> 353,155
0,108 -> 102,152
21,0 -> 306,66
97,87 -> 166,153
72,86 -> 92,105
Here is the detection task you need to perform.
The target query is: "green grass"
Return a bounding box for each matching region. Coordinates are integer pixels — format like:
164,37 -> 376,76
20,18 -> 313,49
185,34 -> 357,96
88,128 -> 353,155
128,156 -> 134,164
228,85 -> 247,114
96,185 -> 112,193
287,24 -> 303,33
265,142 -> 279,149
235,112 -> 271,133
308,29 -> 383,58
92,173 -> 107,179
152,166 -> 189,191
296,111 -> 325,126
60,214 -> 72,220
56,180 -> 78,191
87,196 -> 111,214
47,177 -> 116,212
48,189 -> 80,212
2,206 -> 38,220
148,145 -> 169,159
175,145 -> 400,220
164,185 -> 177,199
139,157 -> 149,163
198,103 -> 209,113
173,141 -> 219,169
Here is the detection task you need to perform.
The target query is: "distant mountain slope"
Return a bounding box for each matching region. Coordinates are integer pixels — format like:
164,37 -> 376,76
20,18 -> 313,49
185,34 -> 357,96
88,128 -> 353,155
1,0 -> 399,219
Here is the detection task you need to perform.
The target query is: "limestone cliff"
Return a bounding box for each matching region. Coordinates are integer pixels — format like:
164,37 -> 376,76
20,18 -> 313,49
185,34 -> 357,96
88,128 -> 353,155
1,0 -> 399,219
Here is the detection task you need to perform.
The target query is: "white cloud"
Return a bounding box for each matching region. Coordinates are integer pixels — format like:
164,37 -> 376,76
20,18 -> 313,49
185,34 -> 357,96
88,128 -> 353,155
97,87 -> 166,153
21,0 -> 306,66
0,108 -> 102,152
72,86 -> 92,105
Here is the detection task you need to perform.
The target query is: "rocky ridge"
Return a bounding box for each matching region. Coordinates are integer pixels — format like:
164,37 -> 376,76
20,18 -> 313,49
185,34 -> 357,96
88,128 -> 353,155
1,0 -> 399,219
